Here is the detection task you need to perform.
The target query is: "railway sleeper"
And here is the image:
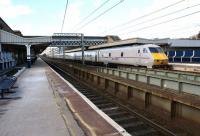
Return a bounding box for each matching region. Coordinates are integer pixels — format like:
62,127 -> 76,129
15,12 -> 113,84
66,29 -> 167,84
89,96 -> 104,101
96,103 -> 116,109
72,86 -> 83,89
121,121 -> 144,131
132,128 -> 159,136
83,94 -> 98,98
103,108 -> 122,114
101,106 -> 119,112
77,89 -> 89,92
114,116 -> 138,124
71,83 -> 83,86
106,111 -> 128,118
106,109 -> 126,115
94,101 -> 112,105
125,124 -> 156,135
79,89 -> 92,94
92,99 -> 110,105
80,92 -> 93,96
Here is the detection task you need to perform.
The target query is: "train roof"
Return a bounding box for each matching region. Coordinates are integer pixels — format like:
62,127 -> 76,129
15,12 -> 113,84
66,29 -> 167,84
98,44 -> 159,50
65,44 -> 160,53
88,38 -> 159,49
64,38 -> 200,53
65,38 -> 155,53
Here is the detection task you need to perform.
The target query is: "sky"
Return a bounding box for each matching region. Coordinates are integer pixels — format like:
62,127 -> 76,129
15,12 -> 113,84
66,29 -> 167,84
0,0 -> 200,39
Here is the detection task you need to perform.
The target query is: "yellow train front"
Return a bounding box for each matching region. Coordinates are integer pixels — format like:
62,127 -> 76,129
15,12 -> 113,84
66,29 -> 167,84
148,46 -> 169,68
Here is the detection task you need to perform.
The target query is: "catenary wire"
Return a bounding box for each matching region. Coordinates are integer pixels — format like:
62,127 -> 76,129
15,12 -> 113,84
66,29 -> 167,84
144,25 -> 200,38
72,0 -> 111,31
120,10 -> 200,35
74,0 -> 124,32
110,3 -> 200,34
61,0 -> 69,33
103,0 -> 186,34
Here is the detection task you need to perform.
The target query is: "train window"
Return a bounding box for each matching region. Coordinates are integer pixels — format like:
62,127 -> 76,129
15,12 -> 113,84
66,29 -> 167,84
149,47 -> 164,53
143,48 -> 148,53
121,52 -> 123,57
109,53 -> 111,57
138,50 -> 140,53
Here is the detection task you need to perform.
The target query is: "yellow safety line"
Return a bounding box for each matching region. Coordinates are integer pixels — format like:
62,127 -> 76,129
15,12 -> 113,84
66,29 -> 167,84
65,98 -> 97,136
54,90 -> 77,136
61,114 -> 76,136
46,73 -> 77,136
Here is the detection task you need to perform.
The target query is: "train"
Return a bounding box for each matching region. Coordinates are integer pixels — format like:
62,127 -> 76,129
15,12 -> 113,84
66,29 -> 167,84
62,44 -> 169,68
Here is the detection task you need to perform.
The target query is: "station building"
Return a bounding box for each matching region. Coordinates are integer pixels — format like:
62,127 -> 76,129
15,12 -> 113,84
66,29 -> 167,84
0,17 -> 30,70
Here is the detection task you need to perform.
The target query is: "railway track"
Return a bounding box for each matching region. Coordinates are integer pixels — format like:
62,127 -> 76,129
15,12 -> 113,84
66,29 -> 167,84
45,59 -> 177,136
46,58 -> 200,82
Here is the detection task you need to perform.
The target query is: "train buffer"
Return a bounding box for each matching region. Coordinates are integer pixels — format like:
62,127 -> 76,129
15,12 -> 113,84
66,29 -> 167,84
0,75 -> 17,98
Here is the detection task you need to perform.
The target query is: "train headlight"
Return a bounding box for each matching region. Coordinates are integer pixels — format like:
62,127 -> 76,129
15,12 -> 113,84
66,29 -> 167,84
163,59 -> 168,63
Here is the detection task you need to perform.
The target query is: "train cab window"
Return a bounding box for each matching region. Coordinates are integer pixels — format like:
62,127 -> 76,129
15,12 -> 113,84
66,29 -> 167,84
121,52 -> 124,57
109,53 -> 111,57
138,50 -> 140,53
143,48 -> 148,53
149,47 -> 164,53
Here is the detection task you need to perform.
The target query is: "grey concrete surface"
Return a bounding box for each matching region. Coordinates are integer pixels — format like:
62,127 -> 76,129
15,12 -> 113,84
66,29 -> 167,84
0,59 -> 71,136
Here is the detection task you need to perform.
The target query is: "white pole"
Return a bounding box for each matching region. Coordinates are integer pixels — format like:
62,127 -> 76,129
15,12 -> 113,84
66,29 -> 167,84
81,34 -> 85,65
26,44 -> 31,68
0,43 -> 3,70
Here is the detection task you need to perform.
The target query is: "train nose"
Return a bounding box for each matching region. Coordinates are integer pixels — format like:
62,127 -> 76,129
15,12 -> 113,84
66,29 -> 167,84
154,59 -> 168,65
152,53 -> 168,65
152,53 -> 168,60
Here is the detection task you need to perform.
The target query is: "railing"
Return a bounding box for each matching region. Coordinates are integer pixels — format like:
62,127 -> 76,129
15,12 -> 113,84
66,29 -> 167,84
167,50 -> 200,63
119,67 -> 200,82
97,67 -> 200,96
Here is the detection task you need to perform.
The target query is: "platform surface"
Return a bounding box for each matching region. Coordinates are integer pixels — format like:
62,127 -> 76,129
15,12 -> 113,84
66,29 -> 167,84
0,59 -> 74,136
170,63 -> 200,72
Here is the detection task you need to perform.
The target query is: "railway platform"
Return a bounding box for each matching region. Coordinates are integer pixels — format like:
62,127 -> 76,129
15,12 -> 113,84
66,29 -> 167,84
171,63 -> 200,72
0,58 -> 125,136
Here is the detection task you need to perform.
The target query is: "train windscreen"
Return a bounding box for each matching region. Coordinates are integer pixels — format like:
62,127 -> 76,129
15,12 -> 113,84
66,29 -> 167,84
149,47 -> 164,53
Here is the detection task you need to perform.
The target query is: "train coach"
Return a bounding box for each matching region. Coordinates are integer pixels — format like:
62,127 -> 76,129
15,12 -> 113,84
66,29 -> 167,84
64,44 -> 169,68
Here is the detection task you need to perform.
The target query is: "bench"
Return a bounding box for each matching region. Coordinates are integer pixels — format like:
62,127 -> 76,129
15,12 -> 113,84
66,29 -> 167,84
0,75 -> 17,98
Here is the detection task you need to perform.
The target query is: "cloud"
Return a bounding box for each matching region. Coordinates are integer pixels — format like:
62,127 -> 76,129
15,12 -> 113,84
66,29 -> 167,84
0,0 -> 32,19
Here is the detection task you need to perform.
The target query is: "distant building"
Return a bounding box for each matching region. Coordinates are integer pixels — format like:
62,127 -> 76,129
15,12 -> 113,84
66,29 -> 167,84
190,31 -> 200,40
